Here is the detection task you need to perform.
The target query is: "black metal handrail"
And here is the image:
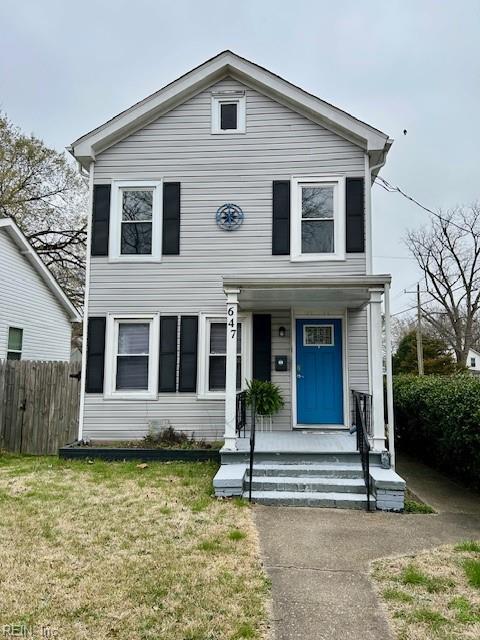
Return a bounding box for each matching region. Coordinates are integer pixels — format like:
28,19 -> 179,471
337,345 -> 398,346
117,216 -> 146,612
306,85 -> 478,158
351,389 -> 373,511
236,391 -> 247,437
248,396 -> 256,502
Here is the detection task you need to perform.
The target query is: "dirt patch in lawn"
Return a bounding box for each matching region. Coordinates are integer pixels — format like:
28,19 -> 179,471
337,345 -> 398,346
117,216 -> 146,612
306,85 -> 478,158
0,455 -> 270,640
371,542 -> 480,639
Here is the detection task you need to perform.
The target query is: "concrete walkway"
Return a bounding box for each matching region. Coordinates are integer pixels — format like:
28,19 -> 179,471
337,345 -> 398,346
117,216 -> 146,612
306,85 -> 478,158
254,455 -> 480,640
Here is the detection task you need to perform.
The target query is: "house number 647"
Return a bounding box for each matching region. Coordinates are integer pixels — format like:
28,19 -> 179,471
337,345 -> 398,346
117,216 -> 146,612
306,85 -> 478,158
227,305 -> 236,339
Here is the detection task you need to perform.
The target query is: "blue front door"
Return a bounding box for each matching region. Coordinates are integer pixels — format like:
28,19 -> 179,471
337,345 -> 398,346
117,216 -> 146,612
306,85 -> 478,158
296,318 -> 344,425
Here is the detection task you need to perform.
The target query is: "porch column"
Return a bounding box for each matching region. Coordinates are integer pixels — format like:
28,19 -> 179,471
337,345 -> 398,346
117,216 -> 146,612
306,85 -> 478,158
384,282 -> 395,467
369,288 -> 386,451
224,288 -> 240,451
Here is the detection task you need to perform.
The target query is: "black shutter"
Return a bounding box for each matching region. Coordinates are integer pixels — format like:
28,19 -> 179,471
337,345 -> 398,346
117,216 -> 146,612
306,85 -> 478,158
85,317 -> 106,393
346,177 -> 365,253
91,185 -> 111,256
253,314 -> 271,382
272,181 -> 290,255
178,316 -> 198,392
159,316 -> 178,392
162,182 -> 181,255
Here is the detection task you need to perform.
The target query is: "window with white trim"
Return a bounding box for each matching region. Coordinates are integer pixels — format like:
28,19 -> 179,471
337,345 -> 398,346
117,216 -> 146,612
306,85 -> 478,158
211,93 -> 246,134
199,315 -> 251,398
291,176 -> 345,261
109,181 -> 162,260
105,315 -> 158,398
208,321 -> 242,391
7,327 -> 23,360
471,357 -> 476,368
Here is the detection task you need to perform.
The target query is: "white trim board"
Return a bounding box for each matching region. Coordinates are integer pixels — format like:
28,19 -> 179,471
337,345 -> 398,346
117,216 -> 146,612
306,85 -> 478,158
291,310 -> 349,430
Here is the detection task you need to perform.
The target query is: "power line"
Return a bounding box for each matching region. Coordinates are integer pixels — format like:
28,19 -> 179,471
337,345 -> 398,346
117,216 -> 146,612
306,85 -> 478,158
391,305 -> 417,317
374,176 -> 472,234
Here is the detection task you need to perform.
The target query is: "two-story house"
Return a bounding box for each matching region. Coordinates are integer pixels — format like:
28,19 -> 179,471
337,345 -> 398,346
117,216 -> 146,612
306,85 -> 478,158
70,51 -> 404,509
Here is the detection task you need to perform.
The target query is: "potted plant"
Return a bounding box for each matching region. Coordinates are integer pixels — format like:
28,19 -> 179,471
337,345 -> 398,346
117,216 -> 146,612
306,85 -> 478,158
245,379 -> 285,431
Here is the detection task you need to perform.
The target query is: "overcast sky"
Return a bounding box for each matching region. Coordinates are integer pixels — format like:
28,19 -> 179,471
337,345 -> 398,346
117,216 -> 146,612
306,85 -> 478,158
1,0 -> 479,313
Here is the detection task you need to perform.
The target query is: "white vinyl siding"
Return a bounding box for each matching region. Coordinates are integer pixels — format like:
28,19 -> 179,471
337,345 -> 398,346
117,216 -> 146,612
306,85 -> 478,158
83,77 -> 369,440
0,230 -> 72,362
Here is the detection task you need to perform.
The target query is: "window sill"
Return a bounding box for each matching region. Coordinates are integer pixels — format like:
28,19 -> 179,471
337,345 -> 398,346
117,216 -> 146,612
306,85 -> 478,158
290,253 -> 346,262
108,256 -> 162,264
197,393 -> 226,401
211,130 -> 246,135
103,392 -> 158,401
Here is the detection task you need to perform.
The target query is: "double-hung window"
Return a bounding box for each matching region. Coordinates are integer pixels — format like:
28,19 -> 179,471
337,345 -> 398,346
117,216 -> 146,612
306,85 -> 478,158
7,327 -> 23,360
110,181 -> 162,261
105,315 -> 159,398
199,315 -> 251,398
208,321 -> 242,391
291,176 -> 345,261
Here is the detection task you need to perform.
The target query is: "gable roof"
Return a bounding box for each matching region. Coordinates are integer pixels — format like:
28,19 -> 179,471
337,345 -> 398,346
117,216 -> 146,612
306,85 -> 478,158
0,218 -> 81,322
70,50 -> 392,170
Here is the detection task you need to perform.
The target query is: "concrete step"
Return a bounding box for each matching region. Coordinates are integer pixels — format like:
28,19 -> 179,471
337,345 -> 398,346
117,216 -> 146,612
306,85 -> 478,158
249,462 -> 364,479
248,476 -> 366,494
245,490 -> 373,509
222,450 -> 383,466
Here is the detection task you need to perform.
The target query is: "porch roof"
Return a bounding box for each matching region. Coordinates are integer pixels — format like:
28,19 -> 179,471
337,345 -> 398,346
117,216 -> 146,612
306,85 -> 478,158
223,274 -> 391,310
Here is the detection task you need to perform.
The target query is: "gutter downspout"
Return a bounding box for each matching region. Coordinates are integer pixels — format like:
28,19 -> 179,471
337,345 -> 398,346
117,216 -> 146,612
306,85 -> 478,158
77,160 -> 95,442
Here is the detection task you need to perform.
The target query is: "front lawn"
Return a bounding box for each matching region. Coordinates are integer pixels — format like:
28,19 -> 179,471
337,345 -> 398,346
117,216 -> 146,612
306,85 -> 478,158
0,456 -> 269,640
372,543 -> 480,639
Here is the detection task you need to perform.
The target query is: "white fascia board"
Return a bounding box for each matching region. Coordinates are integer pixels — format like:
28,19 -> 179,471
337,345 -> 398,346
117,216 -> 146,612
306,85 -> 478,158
70,51 -> 390,168
0,218 -> 81,322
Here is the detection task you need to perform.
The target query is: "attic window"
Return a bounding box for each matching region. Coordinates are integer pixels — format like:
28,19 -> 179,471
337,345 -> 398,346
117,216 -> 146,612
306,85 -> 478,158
212,93 -> 245,134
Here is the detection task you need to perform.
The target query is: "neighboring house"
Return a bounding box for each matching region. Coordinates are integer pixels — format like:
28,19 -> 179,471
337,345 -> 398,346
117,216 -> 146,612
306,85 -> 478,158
0,218 -> 80,361
70,51 -> 404,509
466,348 -> 480,374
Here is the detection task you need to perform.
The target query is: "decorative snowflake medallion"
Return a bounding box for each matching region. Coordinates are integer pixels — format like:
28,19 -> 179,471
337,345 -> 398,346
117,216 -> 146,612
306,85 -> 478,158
215,203 -> 244,231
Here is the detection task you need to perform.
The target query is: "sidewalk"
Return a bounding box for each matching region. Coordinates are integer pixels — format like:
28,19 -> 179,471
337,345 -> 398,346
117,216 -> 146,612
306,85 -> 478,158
254,455 -> 480,640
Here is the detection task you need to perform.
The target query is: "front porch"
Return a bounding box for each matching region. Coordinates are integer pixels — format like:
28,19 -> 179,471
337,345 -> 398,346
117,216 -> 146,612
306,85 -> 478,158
221,274 -> 395,456
213,274 -> 404,510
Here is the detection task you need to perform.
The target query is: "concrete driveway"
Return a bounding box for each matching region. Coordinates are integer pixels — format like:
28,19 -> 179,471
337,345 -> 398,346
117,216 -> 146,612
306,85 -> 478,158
254,455 -> 480,640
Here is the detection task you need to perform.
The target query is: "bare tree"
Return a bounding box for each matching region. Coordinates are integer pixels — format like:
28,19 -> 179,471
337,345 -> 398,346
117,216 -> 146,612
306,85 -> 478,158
406,203 -> 480,366
0,112 -> 87,307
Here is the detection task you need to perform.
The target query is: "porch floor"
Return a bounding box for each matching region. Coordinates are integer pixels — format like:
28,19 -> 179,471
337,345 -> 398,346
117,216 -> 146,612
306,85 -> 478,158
231,430 -> 357,454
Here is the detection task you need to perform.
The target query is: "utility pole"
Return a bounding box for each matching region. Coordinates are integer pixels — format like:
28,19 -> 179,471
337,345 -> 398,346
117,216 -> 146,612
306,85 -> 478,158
416,283 -> 424,375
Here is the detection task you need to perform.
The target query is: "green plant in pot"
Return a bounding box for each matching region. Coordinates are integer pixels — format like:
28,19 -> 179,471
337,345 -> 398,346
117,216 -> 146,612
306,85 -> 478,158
245,379 -> 284,430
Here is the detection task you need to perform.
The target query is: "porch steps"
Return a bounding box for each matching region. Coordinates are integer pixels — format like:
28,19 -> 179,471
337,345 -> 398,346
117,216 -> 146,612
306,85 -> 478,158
242,460 -> 371,508
246,490 -> 372,509
250,462 -> 363,479
249,476 -> 366,494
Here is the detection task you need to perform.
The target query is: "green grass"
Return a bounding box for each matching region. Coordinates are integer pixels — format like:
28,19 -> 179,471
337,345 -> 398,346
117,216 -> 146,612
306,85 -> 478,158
403,499 -> 435,514
448,596 -> 480,623
0,455 -> 269,640
400,564 -> 454,593
382,588 -> 414,604
463,558 -> 480,589
229,529 -> 247,541
455,540 -> 480,553
373,544 -> 480,640
407,607 -> 448,629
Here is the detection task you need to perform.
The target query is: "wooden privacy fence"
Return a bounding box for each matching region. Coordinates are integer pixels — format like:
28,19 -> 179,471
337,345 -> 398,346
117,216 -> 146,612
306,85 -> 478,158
0,360 -> 81,454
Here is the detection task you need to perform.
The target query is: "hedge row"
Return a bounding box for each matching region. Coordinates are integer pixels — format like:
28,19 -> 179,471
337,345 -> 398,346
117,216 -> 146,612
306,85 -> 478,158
393,374 -> 480,490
